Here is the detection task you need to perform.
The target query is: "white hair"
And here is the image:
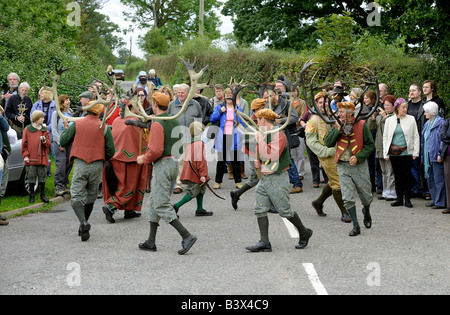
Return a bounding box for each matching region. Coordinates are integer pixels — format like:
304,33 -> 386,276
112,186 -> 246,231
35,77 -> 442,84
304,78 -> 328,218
149,69 -> 156,75
423,101 -> 439,116
7,72 -> 20,82
19,82 -> 30,91
178,83 -> 190,93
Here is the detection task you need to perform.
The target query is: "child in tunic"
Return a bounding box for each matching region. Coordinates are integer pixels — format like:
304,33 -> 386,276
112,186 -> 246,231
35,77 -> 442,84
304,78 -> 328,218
174,121 -> 212,216
21,110 -> 51,203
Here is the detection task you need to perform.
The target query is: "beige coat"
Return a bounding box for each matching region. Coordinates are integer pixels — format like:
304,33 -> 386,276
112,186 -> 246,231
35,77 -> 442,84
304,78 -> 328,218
382,114 -> 420,159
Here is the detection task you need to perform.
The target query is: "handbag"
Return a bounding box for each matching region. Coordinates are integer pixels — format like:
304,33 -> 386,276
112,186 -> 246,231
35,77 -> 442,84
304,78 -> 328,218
389,144 -> 407,155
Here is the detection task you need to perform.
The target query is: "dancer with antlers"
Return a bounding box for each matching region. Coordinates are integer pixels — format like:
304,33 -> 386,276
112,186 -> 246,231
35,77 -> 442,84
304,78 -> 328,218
325,102 -> 374,236
60,100 -> 115,241
135,58 -> 208,254
246,108 -> 312,252
137,92 -> 197,254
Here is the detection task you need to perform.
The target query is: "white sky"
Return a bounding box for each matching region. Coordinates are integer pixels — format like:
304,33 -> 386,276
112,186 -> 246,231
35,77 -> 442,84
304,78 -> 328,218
99,0 -> 234,59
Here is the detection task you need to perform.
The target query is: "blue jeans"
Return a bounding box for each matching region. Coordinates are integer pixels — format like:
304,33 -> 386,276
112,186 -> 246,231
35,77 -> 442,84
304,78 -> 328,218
288,158 -> 302,187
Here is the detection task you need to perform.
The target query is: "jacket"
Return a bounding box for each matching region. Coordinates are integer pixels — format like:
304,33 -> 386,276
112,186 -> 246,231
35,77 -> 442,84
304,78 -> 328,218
209,104 -> 245,152
421,116 -> 445,163
383,114 -> 420,159
439,118 -> 450,160
31,100 -> 56,140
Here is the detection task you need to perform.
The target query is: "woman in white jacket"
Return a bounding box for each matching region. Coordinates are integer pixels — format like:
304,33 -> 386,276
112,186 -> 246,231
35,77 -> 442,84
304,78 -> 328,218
383,98 -> 420,208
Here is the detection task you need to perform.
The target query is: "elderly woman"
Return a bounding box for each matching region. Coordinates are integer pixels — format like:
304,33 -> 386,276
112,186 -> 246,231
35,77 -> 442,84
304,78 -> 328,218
421,101 -> 446,209
369,94 -> 397,201
383,98 -> 420,208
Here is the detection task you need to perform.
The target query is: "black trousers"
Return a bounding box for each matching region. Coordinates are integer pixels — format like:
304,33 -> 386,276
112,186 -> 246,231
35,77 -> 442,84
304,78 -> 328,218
390,155 -> 414,198
215,134 -> 242,184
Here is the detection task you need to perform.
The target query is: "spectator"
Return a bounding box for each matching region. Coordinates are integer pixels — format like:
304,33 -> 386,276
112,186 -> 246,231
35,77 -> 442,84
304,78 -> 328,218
421,101 -> 446,209
51,95 -> 74,196
148,69 -> 163,88
422,80 -> 446,117
439,116 -> 450,214
5,82 -> 32,139
31,89 -> 56,139
408,83 -> 430,200
383,98 -> 420,208
167,83 -> 202,194
368,94 -> 397,201
1,73 -> 20,109
210,88 -> 245,189
291,87 -> 307,181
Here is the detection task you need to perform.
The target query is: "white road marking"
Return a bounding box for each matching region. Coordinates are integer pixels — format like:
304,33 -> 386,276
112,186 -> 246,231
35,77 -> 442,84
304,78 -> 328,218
303,263 -> 329,295
282,218 -> 299,238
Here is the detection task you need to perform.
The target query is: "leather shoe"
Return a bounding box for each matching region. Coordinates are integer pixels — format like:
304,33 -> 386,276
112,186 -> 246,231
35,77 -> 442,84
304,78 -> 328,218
124,210 -> 141,219
102,206 -> 115,223
195,209 -> 213,216
390,199 -> 403,207
311,200 -> 326,216
349,226 -> 361,236
431,205 -> 446,209
178,234 -> 197,255
230,190 -> 239,210
79,221 -> 91,242
246,241 -> 272,252
296,229 -> 313,249
290,186 -> 303,194
341,213 -> 352,223
139,241 -> 157,251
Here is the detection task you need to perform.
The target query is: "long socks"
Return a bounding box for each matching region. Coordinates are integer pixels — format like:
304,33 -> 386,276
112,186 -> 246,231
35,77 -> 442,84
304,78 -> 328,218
317,184 -> 332,205
257,216 -> 270,244
331,189 -> 348,215
287,212 -> 308,237
347,206 -> 359,227
175,194 -> 192,209
170,219 -> 190,239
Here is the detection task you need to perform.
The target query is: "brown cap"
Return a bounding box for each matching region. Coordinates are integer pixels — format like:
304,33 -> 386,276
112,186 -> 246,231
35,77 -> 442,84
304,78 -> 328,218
87,101 -> 104,115
251,98 -> 265,111
255,108 -> 279,121
153,92 -> 170,107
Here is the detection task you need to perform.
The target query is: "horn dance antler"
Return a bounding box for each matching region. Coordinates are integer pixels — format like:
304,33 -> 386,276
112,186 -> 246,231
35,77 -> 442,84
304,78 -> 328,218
47,66 -> 119,130
123,58 -> 208,125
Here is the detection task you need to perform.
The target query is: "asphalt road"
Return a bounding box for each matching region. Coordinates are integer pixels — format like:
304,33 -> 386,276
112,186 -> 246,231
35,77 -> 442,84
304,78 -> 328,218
0,100 -> 449,297
1,146 -> 448,297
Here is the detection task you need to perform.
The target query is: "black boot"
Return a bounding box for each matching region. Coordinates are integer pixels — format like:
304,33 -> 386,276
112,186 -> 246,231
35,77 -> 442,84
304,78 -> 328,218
40,182 -> 49,203
404,195 -> 413,208
362,205 -> 372,229
391,196 -> 403,207
29,183 -> 35,203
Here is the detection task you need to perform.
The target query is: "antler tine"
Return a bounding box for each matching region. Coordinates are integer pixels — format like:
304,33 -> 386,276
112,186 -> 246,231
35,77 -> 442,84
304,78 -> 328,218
129,58 -> 208,123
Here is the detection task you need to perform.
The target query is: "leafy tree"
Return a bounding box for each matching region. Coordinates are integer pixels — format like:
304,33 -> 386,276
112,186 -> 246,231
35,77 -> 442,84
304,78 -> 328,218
120,0 -> 222,50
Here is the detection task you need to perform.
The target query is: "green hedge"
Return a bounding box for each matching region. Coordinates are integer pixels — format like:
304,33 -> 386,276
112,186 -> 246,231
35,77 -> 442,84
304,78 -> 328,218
144,35 -> 449,116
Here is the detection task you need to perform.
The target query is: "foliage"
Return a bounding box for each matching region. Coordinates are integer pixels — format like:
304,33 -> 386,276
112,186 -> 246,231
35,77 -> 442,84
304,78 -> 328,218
145,20 -> 449,115
121,0 -> 222,55
0,21 -> 105,105
0,0 -> 121,104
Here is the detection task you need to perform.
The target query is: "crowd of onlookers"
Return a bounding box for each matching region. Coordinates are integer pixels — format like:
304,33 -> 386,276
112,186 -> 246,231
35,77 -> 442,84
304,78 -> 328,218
0,68 -> 448,226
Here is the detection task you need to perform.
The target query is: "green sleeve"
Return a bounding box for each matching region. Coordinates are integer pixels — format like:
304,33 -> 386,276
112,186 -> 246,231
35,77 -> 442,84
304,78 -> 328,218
325,126 -> 340,148
355,124 -> 374,163
104,126 -> 115,161
305,131 -> 335,158
60,122 -> 76,147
